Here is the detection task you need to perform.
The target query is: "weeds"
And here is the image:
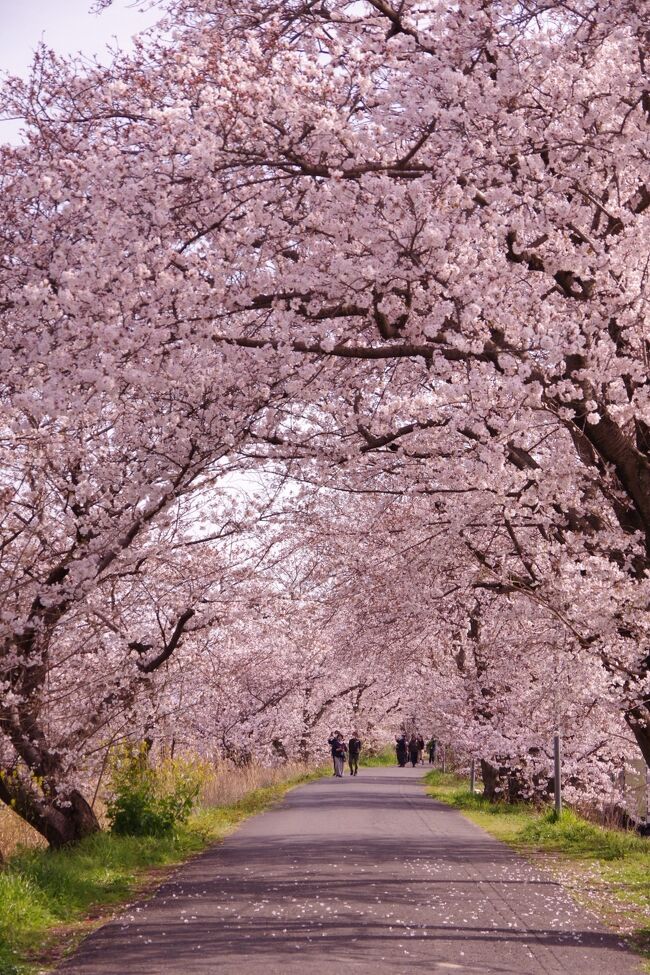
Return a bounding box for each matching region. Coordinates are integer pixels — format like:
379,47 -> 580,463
107,745 -> 204,837
521,808 -> 650,861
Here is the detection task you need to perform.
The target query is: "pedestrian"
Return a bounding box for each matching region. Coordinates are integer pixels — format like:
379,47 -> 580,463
348,731 -> 362,776
408,734 -> 419,768
416,733 -> 425,765
328,732 -> 341,775
396,733 -> 408,767
427,737 -> 437,765
327,731 -> 347,777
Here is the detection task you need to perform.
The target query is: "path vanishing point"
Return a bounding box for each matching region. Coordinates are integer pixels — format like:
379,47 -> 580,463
58,767 -> 642,974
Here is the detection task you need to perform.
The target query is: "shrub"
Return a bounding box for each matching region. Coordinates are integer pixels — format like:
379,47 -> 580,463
106,744 -> 203,837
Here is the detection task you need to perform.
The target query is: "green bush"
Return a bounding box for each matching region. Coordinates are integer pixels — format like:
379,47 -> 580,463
106,744 -> 203,837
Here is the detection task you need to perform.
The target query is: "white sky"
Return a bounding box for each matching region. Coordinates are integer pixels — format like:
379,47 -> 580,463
0,0 -> 163,141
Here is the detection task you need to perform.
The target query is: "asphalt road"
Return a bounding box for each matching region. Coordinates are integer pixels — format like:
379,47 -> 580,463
58,766 -> 641,975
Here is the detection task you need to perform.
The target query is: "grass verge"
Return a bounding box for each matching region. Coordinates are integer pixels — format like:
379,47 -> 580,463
0,769 -> 323,975
360,745 -> 397,767
424,770 -> 650,969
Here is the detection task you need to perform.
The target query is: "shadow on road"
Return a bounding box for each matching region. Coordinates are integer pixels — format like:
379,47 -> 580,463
56,768 -> 641,975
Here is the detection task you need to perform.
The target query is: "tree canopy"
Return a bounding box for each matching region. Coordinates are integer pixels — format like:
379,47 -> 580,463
1,0 -> 649,844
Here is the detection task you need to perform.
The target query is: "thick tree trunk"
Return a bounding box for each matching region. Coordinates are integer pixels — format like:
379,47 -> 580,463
480,759 -> 531,803
480,759 -> 504,801
222,743 -> 253,767
38,791 -> 100,849
626,705 -> 650,771
0,774 -> 100,849
298,729 -> 312,763
271,737 -> 288,761
298,691 -> 313,763
0,702 -> 102,848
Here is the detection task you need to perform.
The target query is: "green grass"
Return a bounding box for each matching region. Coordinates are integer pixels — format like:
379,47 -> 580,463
360,745 -> 397,767
424,771 -> 554,842
424,770 -> 650,968
0,770 -> 323,975
521,807 -> 650,860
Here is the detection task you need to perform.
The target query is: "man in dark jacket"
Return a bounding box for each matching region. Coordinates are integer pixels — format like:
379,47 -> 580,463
427,737 -> 437,765
396,734 -> 408,767
348,732 -> 362,776
408,734 -> 419,767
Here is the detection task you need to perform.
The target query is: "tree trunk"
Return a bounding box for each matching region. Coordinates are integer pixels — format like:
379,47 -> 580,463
40,791 -> 101,848
480,759 -> 528,803
626,705 -> 650,770
0,774 -> 100,849
271,738 -> 288,761
298,732 -> 311,763
221,742 -> 253,767
480,759 -> 504,801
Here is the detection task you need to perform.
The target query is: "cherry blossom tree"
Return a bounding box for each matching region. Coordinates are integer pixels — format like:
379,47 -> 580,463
0,120 -> 292,841
282,479 -> 639,800
2,0 -> 649,842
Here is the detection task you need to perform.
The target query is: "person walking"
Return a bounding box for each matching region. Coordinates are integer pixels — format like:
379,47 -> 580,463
416,734 -> 425,765
348,732 -> 362,776
427,737 -> 437,765
328,732 -> 347,777
408,734 -> 419,768
396,733 -> 408,768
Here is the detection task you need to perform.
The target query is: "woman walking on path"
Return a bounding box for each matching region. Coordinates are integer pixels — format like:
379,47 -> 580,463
328,732 -> 347,777
427,737 -> 437,765
408,735 -> 419,768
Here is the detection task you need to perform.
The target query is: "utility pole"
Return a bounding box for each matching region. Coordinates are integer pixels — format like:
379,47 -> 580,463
553,732 -> 562,817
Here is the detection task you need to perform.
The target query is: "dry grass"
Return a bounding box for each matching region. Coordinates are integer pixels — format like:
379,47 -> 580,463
199,760 -> 314,807
0,759 -> 315,861
0,804 -> 46,860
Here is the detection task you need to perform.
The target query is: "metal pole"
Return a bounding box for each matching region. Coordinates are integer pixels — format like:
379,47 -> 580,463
470,759 -> 476,794
442,744 -> 446,773
554,732 -> 562,817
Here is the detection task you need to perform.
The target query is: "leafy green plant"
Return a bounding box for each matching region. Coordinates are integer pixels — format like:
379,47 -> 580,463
106,744 -> 203,837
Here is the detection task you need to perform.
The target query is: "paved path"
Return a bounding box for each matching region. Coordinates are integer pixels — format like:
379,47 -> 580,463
59,767 -> 641,974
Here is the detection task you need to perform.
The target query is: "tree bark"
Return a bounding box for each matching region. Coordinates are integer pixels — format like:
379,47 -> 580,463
480,759 -> 504,801
626,705 -> 650,769
0,773 -> 100,849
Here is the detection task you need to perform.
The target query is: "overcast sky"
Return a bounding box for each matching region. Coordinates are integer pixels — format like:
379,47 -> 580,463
0,0 -> 162,141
